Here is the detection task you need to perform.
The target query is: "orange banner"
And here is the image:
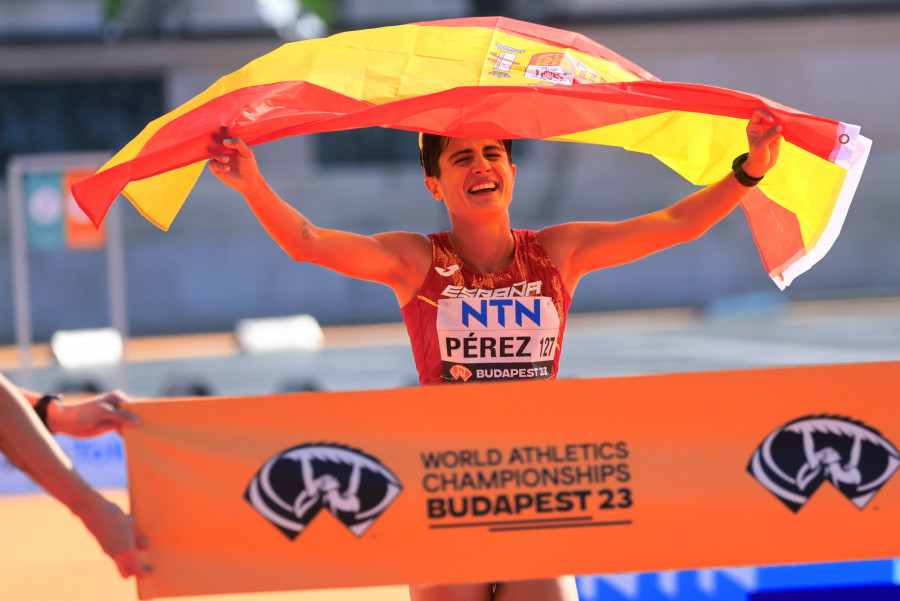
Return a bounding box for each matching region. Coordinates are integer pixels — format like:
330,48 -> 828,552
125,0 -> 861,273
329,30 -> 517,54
125,361 -> 900,599
63,169 -> 106,250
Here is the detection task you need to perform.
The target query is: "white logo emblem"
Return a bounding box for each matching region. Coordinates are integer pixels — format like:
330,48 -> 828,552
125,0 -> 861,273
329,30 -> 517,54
748,415 -> 900,512
246,443 -> 403,539
435,265 -> 460,277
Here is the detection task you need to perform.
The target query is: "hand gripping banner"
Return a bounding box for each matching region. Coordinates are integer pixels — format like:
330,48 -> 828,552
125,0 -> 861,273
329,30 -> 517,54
71,17 -> 870,289
124,361 -> 900,599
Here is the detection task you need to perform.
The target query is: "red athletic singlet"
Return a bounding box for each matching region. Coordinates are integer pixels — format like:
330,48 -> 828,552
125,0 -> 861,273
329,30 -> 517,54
401,229 -> 572,385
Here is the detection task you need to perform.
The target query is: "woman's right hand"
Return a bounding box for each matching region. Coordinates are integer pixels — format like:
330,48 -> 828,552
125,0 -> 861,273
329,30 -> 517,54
73,491 -> 151,579
207,129 -> 262,193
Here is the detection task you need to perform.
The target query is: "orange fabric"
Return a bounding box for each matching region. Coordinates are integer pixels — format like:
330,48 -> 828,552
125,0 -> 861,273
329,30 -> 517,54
63,169 -> 106,250
125,361 -> 900,599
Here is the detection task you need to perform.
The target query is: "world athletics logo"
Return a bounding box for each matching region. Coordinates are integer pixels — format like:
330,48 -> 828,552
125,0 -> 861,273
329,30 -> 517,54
747,415 -> 900,512
245,443 -> 402,540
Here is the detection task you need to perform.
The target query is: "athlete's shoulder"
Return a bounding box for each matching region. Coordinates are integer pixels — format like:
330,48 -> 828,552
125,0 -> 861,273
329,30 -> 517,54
374,231 -> 433,280
535,223 -> 583,256
372,231 -> 432,256
513,228 -> 538,243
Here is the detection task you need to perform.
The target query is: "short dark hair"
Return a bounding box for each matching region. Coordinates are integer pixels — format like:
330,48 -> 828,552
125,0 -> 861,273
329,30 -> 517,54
419,134 -> 513,178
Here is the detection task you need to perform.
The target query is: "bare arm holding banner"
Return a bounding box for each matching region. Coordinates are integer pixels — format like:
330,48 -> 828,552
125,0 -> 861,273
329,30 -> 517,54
0,373 -> 150,579
19,387 -> 139,438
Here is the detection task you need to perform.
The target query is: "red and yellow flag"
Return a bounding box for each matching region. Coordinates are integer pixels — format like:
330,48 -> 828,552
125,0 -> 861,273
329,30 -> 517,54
72,16 -> 870,289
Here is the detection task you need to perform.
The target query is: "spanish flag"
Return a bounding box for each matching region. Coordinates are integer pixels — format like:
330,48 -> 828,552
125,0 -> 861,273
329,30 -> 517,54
72,16 -> 870,289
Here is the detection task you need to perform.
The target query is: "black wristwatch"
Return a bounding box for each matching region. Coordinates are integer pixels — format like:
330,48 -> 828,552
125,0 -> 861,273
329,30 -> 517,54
34,394 -> 62,431
732,153 -> 764,187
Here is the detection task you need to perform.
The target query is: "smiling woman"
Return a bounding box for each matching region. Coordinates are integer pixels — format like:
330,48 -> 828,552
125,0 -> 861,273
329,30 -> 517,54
206,107 -> 781,600
421,139 -> 518,251
207,111 -> 780,385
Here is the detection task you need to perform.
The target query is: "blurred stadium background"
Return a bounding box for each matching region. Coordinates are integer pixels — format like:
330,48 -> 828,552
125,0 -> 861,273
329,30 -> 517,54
1,1 -> 899,599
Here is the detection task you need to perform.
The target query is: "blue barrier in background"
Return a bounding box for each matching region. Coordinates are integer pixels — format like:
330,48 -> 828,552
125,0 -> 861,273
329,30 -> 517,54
575,561 -> 899,600
751,584 -> 900,600
0,432 -> 127,494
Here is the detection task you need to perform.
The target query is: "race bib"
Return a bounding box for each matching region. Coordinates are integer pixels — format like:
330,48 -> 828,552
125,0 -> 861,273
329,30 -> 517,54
437,296 -> 560,383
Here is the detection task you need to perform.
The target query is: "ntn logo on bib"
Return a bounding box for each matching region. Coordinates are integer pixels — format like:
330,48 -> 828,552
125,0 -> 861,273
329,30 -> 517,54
437,297 -> 560,382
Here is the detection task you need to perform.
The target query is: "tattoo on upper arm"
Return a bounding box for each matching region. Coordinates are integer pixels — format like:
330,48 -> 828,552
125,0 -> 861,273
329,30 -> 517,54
301,220 -> 310,239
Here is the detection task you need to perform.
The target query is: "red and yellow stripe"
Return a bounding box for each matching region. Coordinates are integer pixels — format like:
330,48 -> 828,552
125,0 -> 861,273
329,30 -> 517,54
72,16 -> 870,288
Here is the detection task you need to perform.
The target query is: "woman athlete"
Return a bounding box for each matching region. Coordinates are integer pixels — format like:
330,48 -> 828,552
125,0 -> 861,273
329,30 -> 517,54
208,107 -> 782,601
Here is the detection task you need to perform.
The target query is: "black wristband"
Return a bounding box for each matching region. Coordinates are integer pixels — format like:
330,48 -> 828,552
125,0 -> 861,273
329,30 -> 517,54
732,152 -> 764,187
34,394 -> 62,430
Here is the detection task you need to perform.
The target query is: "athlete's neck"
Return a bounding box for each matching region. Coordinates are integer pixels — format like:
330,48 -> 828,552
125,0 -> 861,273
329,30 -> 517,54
447,223 -> 515,274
